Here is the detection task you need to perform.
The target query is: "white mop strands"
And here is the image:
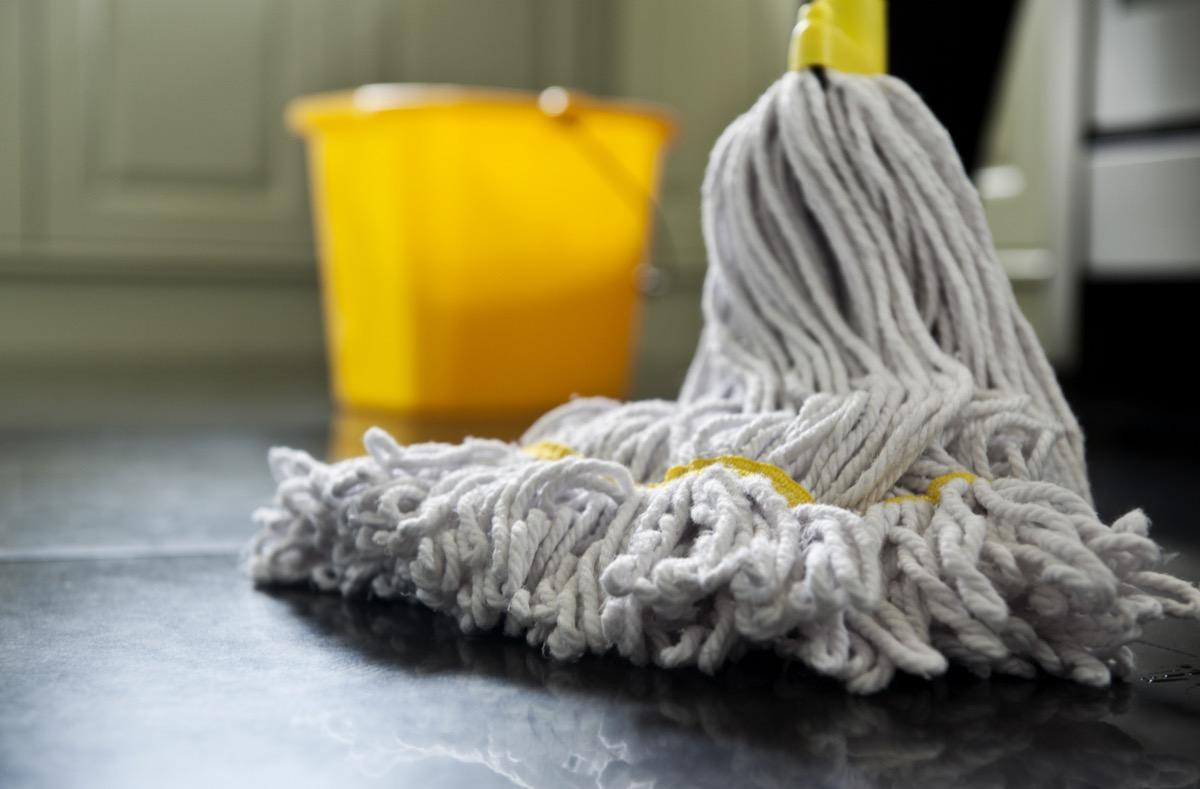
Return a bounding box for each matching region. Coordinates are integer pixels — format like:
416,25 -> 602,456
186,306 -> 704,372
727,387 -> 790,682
247,71 -> 1200,693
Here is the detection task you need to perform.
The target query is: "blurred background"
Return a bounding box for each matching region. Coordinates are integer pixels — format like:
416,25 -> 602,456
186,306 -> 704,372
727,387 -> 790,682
4,6 -> 1200,782
1,0 -> 1198,442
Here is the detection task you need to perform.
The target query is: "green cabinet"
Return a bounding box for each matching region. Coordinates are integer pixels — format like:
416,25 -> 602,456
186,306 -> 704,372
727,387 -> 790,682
3,0 -> 804,274
0,0 -> 801,364
26,0 -> 366,267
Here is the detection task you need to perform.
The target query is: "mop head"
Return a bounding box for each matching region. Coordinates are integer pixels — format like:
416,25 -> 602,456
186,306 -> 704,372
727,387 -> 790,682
247,70 -> 1200,693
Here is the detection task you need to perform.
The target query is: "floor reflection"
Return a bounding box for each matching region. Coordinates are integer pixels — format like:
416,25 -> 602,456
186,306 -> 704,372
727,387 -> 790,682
272,590 -> 1199,789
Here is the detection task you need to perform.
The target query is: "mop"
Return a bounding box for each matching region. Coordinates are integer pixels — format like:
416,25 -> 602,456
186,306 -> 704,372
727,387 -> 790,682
247,1 -> 1200,692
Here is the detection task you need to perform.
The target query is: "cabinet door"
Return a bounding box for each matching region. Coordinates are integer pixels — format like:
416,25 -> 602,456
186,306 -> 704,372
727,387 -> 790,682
31,0 -> 360,265
0,0 -> 20,249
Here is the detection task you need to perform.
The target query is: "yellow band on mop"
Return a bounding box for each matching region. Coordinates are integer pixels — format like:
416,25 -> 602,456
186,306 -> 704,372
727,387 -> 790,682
522,441 -> 578,461
522,443 -> 814,506
883,472 -> 978,505
521,443 -> 974,510
659,456 -> 815,506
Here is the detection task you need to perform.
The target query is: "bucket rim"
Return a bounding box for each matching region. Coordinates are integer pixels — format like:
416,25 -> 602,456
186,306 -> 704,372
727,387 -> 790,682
286,84 -> 678,140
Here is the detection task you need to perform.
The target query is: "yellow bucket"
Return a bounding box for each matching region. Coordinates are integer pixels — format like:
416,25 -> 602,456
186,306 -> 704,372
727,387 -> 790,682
288,85 -> 677,416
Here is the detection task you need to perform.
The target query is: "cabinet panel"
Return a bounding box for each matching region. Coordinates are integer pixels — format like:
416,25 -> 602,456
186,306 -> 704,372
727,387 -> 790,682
0,0 -> 20,244
1089,136 -> 1200,275
96,0 -> 271,184
36,0 -> 329,254
381,0 -> 543,89
1093,0 -> 1200,132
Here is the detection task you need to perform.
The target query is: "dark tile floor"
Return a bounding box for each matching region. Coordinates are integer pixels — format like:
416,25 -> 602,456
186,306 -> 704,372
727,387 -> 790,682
3,368 -> 1199,789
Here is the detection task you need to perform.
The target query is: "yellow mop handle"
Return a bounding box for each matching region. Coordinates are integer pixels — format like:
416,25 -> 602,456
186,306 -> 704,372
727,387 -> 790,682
788,0 -> 887,75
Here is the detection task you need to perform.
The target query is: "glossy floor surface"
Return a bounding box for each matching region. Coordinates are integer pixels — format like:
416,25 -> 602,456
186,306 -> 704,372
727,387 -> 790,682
3,368 -> 1200,788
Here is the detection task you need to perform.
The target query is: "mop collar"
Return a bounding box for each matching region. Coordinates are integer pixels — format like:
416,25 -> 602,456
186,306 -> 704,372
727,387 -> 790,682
789,0 -> 887,75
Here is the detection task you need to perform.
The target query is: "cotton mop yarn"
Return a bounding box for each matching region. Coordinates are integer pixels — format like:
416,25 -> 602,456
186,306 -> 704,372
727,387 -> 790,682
247,69 -> 1200,693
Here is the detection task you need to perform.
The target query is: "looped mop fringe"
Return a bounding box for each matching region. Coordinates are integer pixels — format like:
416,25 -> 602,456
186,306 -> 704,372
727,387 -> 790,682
246,70 -> 1200,693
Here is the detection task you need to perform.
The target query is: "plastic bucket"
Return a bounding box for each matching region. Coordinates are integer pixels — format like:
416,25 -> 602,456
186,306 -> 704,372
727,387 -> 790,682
288,85 -> 676,415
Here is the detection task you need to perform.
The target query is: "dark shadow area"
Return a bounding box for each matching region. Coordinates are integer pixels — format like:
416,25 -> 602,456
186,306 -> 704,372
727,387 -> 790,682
889,1 -> 1020,172
1070,279 -> 1200,452
1063,279 -> 1200,536
266,587 -> 1199,789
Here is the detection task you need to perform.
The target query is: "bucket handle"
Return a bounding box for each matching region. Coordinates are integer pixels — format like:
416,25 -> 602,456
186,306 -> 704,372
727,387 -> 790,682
538,87 -> 679,298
